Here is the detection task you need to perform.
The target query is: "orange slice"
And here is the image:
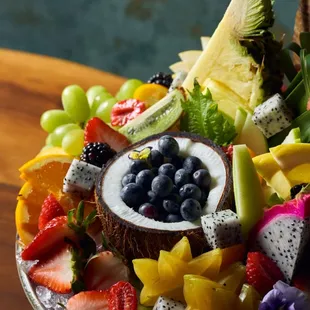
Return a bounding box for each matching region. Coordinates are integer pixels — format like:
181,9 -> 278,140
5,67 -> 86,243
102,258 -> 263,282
19,154 -> 73,193
133,84 -> 168,107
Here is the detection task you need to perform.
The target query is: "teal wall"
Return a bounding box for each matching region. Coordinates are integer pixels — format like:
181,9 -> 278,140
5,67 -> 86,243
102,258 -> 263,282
0,0 -> 298,80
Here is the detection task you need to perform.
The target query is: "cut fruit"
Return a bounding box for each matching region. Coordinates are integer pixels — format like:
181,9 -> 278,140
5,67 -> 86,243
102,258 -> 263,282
282,127 -> 301,144
184,275 -> 238,310
216,262 -> 246,294
178,50 -> 202,65
234,108 -> 247,137
133,84 -> 168,108
201,36 -> 211,50
238,284 -> 261,310
169,61 -> 192,74
37,146 -> 68,157
170,236 -> 192,262
96,132 -> 232,260
119,90 -> 184,143
132,259 -> 160,287
182,0 -> 282,110
202,79 -> 248,121
234,113 -> 268,155
233,145 -> 265,237
253,153 -> 292,200
19,154 -> 73,193
220,244 -> 246,271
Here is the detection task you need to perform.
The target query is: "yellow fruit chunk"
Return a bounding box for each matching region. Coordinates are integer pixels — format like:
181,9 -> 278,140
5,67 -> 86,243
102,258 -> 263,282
19,154 -> 73,193
253,153 -> 292,200
37,146 -> 68,157
184,275 -> 238,310
270,144 -> 310,185
188,248 -> 222,279
133,84 -> 168,107
158,251 -> 189,287
133,259 -> 160,287
220,244 -> 245,271
238,284 -> 261,310
216,262 -> 246,294
170,236 -> 192,262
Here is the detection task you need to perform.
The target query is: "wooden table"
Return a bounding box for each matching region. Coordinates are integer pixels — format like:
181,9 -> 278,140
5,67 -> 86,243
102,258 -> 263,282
0,49 -> 124,309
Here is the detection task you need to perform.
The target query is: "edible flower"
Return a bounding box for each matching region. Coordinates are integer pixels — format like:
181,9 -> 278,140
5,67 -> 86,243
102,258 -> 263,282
259,281 -> 310,310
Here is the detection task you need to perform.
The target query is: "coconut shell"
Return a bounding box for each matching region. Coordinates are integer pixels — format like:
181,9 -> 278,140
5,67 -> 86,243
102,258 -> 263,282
95,132 -> 233,260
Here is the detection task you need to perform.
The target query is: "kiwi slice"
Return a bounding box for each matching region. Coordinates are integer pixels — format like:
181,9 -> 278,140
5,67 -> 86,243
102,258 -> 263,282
119,89 -> 184,143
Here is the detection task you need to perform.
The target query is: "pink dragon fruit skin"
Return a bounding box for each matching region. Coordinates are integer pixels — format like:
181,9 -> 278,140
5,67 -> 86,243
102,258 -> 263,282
250,194 -> 310,283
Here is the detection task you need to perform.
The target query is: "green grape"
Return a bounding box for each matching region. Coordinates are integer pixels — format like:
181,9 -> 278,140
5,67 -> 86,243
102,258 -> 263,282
116,79 -> 143,101
62,85 -> 90,123
51,123 -> 81,147
40,145 -> 53,153
40,109 -> 72,133
95,98 -> 118,123
45,133 -> 54,145
86,85 -> 107,107
62,129 -> 85,156
90,92 -> 114,116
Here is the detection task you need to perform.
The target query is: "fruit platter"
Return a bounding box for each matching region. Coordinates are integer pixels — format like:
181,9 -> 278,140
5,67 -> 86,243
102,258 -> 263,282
15,0 -> 310,309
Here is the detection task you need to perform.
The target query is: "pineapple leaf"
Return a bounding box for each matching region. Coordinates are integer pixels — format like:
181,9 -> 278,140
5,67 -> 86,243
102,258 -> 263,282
300,33 -> 310,54
181,81 -> 237,146
286,42 -> 301,57
228,0 -> 274,37
279,49 -> 298,81
300,49 -> 310,99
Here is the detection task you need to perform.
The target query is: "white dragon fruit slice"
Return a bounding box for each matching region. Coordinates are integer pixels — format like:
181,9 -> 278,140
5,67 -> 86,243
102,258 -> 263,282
252,94 -> 292,138
153,296 -> 186,310
201,210 -> 243,249
250,194 -> 310,283
63,159 -> 101,197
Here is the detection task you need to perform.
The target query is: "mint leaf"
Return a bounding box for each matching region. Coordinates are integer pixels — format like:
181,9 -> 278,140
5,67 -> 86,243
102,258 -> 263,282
181,81 -> 236,146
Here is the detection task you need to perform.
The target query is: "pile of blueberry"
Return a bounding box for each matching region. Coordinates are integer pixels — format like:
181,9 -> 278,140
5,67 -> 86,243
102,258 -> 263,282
120,135 -> 212,223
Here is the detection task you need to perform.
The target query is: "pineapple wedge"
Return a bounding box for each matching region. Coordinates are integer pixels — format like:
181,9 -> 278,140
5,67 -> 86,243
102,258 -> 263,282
183,0 -> 282,111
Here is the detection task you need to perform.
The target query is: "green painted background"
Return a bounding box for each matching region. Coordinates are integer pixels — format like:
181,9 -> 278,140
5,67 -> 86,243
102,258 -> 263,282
0,0 -> 298,80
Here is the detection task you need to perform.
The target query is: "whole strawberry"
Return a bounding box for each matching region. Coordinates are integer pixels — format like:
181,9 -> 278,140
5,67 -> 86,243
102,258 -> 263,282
246,252 -> 284,296
38,194 -> 65,230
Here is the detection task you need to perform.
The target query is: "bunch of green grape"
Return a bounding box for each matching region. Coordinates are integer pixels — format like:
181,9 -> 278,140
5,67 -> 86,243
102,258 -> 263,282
41,79 -> 143,156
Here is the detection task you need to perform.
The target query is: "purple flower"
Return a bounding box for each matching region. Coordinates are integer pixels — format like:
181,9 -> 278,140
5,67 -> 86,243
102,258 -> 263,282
259,281 -> 310,310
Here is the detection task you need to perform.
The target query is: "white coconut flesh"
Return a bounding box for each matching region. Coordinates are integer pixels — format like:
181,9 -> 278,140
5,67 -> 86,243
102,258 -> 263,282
101,137 -> 228,232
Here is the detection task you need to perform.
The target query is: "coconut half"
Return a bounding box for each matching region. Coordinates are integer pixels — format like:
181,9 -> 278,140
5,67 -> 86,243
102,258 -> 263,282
96,132 -> 232,259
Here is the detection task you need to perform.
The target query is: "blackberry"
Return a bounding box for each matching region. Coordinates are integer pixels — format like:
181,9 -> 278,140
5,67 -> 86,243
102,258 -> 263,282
290,183 -> 307,199
80,142 -> 116,168
147,72 -> 173,88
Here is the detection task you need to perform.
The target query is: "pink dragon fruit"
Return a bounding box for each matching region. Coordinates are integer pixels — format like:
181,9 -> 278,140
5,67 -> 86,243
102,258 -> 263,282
250,194 -> 310,283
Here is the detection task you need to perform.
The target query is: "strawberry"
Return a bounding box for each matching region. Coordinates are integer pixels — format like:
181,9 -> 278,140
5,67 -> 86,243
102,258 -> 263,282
29,245 -> 75,293
84,251 -> 129,291
38,194 -> 65,230
22,216 -> 77,261
66,290 -> 110,310
84,117 -> 129,152
221,144 -> 233,162
246,252 -> 284,296
109,281 -> 137,310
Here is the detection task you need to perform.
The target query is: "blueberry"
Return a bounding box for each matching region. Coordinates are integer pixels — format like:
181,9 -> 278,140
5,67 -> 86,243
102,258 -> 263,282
171,185 -> 179,194
165,193 -> 182,204
183,156 -> 202,174
136,169 -> 155,190
158,163 -> 176,179
138,203 -> 159,220
168,156 -> 184,169
174,169 -> 191,187
147,190 -> 162,206
120,183 -> 146,209
158,135 -> 179,158
163,199 -> 180,214
200,190 -> 209,207
180,199 -> 202,221
151,167 -> 159,176
151,175 -> 173,197
179,184 -> 202,201
166,214 -> 184,223
121,174 -> 136,187
193,169 -> 211,190
130,160 -> 149,175
149,150 -> 164,167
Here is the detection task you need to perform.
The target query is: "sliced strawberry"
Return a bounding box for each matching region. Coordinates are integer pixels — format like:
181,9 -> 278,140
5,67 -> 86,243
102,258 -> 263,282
28,245 -> 73,293
84,251 -> 129,291
22,216 -> 77,261
66,290 -> 110,310
246,252 -> 284,296
38,194 -> 65,230
84,117 -> 129,151
109,281 -> 137,310
111,99 -> 146,127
